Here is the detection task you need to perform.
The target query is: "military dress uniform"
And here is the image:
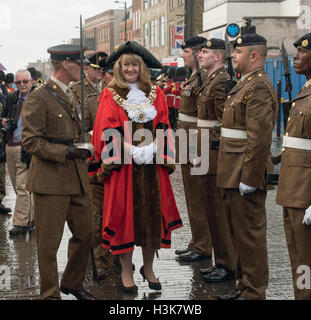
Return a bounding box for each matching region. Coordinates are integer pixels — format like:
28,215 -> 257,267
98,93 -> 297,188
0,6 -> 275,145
196,39 -> 235,281
22,45 -> 94,300
276,34 -> 311,300
176,36 -> 213,261
217,34 -> 278,300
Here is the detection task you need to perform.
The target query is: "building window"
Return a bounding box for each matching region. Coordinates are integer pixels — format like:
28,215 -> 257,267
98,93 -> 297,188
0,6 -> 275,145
151,0 -> 158,6
169,0 -> 174,10
204,0 -> 226,11
160,16 -> 165,46
178,0 -> 183,6
144,23 -> 149,48
144,0 -> 149,10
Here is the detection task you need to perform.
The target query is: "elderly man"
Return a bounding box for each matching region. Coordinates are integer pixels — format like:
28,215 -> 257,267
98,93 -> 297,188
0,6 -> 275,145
22,44 -> 95,300
1,70 -> 35,236
276,33 -> 311,300
216,34 -> 278,300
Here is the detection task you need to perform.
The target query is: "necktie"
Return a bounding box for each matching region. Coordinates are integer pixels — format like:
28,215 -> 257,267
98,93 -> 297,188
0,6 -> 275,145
14,97 -> 24,121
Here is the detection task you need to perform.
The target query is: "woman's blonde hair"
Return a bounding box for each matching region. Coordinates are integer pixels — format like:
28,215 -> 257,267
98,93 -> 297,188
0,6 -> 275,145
108,53 -> 151,91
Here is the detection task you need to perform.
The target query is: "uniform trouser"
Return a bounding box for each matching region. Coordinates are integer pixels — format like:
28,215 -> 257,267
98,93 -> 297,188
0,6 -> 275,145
34,192 -> 93,300
222,189 -> 269,300
181,163 -> 212,255
198,175 -> 235,270
283,207 -> 311,300
6,145 -> 33,226
0,161 -> 6,202
90,183 -> 113,270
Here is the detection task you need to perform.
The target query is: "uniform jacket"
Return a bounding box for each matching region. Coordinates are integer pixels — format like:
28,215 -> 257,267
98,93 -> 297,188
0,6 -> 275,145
70,78 -> 99,104
277,82 -> 311,208
22,79 -> 89,195
217,68 -> 278,190
179,70 -> 208,117
197,66 -> 229,175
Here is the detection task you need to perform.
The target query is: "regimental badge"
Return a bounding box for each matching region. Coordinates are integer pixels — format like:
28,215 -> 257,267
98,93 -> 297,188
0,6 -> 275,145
182,85 -> 192,97
237,37 -> 242,45
114,45 -> 119,52
206,41 -> 212,47
137,112 -> 145,122
302,39 -> 309,47
98,56 -> 103,62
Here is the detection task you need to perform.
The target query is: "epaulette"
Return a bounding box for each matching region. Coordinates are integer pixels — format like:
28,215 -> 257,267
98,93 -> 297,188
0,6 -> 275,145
35,82 -> 47,91
87,92 -> 99,98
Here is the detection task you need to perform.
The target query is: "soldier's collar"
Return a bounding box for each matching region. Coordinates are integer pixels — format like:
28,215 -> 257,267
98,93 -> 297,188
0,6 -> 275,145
240,67 -> 264,82
50,76 -> 69,95
304,78 -> 311,88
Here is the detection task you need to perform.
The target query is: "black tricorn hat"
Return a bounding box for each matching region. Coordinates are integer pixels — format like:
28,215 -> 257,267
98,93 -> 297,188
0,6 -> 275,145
105,41 -> 162,69
294,33 -> 311,50
47,44 -> 87,63
233,34 -> 267,48
85,51 -> 108,68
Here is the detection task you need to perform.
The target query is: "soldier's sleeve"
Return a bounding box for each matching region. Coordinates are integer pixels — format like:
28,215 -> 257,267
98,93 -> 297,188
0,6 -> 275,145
213,77 -> 228,122
240,80 -> 276,187
22,89 -> 69,164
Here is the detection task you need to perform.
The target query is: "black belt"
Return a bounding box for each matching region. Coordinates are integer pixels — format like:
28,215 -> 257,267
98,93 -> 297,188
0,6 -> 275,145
47,138 -> 74,146
7,141 -> 21,146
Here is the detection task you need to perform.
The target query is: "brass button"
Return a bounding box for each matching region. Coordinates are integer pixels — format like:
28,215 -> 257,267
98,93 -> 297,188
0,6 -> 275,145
282,147 -> 285,152
58,114 -> 63,118
199,93 -> 202,96
285,132 -> 289,136
258,73 -> 262,77
227,95 -> 231,99
53,85 -> 57,90
292,102 -> 295,107
248,77 -> 252,81
288,117 -> 291,122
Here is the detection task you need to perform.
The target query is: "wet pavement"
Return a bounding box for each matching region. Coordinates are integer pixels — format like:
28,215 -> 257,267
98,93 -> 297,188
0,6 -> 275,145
0,134 -> 294,300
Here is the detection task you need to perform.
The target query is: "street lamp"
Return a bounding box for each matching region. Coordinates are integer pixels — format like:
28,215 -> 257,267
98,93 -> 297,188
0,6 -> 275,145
115,0 -> 127,42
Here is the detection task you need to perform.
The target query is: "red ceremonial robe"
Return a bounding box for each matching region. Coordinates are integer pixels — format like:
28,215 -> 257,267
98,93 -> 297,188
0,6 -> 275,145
90,85 -> 182,255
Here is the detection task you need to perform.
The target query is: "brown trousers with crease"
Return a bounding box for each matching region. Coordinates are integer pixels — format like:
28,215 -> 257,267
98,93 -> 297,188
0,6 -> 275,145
181,163 -> 212,255
198,174 -> 235,270
90,182 -> 114,270
283,207 -> 311,300
34,192 -> 93,300
222,189 -> 269,300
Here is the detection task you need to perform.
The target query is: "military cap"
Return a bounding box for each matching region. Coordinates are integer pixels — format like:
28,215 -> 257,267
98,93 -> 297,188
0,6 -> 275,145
106,41 -> 162,69
233,33 -> 267,48
181,36 -> 207,49
294,33 -> 311,50
99,59 -> 114,74
201,38 -> 225,50
47,44 -> 87,63
85,51 -> 108,68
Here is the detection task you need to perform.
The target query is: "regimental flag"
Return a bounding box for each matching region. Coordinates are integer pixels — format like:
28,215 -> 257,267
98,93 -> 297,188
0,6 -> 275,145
171,25 -> 184,55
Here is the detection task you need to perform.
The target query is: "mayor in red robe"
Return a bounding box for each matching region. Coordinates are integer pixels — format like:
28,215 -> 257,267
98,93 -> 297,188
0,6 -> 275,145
89,41 -> 182,293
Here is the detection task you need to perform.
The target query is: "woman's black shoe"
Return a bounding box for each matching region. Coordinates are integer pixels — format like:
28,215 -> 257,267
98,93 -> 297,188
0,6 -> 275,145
122,283 -> 138,294
140,266 -> 162,291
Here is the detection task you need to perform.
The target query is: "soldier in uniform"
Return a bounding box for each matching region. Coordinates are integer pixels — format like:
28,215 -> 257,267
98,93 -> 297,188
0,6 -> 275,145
83,55 -> 117,281
175,36 -> 213,262
276,33 -> 311,300
195,39 -> 235,282
216,34 -> 278,300
22,44 -> 95,300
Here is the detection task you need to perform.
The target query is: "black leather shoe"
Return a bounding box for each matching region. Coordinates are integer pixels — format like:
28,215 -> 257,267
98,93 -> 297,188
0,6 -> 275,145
140,266 -> 162,290
97,268 -> 107,281
175,246 -> 191,255
177,249 -> 211,262
0,203 -> 11,214
9,225 -> 29,236
199,265 -> 218,276
60,286 -> 96,300
122,284 -> 138,294
203,266 -> 234,283
216,289 -> 242,300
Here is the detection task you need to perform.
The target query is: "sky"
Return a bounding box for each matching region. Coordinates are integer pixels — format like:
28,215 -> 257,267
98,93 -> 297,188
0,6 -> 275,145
0,0 -> 132,74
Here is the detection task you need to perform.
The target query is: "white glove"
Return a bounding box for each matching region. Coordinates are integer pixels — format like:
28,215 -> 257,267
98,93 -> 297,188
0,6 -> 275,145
303,205 -> 311,225
130,143 -> 157,165
239,182 -> 257,196
130,146 -> 145,165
